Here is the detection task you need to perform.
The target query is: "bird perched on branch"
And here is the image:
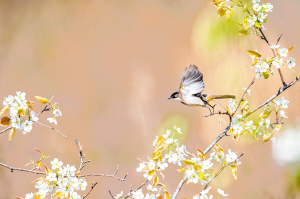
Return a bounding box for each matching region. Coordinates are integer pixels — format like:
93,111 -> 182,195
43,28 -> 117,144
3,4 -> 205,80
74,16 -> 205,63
168,65 -> 235,115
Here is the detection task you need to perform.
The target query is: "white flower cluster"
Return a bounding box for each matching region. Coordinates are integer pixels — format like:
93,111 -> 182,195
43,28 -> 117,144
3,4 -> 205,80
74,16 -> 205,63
270,45 -> 296,70
3,92 -> 37,135
193,187 -> 228,199
47,108 -> 62,125
130,185 -> 160,199
25,158 -> 87,199
185,149 -> 240,185
247,0 -> 273,29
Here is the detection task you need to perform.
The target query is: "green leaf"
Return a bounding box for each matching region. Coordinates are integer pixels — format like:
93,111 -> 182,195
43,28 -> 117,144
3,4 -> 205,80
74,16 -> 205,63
226,8 -> 234,23
243,3 -> 248,13
238,29 -> 248,35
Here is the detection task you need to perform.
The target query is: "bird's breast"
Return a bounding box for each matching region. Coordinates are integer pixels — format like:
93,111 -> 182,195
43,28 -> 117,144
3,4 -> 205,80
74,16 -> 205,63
180,96 -> 206,107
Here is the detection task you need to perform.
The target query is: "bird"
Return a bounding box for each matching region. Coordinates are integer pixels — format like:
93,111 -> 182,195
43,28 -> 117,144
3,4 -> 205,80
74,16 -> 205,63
168,65 -> 235,115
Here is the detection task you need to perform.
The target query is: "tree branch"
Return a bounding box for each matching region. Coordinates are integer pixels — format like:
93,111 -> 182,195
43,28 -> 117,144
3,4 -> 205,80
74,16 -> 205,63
0,162 -> 45,175
83,181 -> 98,199
34,121 -> 67,138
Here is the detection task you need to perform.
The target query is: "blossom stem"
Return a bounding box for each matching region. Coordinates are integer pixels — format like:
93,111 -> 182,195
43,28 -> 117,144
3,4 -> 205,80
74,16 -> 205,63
0,162 -> 46,174
34,121 -> 68,138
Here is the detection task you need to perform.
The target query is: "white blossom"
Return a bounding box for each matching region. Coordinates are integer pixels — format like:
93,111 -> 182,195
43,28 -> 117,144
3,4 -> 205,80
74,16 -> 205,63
287,57 -> 296,69
217,188 -> 228,196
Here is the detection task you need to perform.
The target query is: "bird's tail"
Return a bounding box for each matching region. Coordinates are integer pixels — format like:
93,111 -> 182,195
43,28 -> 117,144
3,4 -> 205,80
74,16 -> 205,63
205,94 -> 236,102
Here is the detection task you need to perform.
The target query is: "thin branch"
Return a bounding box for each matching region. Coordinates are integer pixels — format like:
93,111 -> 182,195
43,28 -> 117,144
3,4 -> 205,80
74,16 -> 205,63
258,28 -> 286,87
244,76 -> 299,118
36,94 -> 55,117
78,171 -> 127,181
83,181 -> 98,199
232,77 -> 255,116
123,180 -> 149,199
34,121 -> 67,138
0,162 -> 45,175
0,127 -> 12,135
203,153 -> 244,190
171,176 -> 187,199
75,138 -> 88,171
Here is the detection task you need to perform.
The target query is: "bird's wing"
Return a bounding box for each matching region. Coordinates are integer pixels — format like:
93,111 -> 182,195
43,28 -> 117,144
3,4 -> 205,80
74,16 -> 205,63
179,65 -> 205,97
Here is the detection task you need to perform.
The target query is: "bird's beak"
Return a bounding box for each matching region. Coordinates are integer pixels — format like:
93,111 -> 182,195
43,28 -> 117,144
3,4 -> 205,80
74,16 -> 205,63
168,97 -> 171,100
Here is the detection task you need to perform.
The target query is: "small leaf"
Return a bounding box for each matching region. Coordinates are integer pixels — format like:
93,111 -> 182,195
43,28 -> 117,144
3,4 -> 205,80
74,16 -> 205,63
35,96 -> 48,104
164,191 -> 171,199
55,190 -> 65,198
226,8 -> 234,22
243,3 -> 248,13
238,29 -> 248,35
247,50 -> 261,58
177,167 -> 187,172
32,177 -> 44,183
153,175 -> 159,186
230,165 -> 237,180
263,71 -> 270,79
0,116 -> 11,126
217,2 -> 226,17
288,46 -> 295,52
0,106 -> 9,116
197,149 -> 206,160
243,16 -> 249,29
215,144 -> 224,154
183,160 -> 195,166
198,173 -> 204,181
35,148 -> 42,153
36,161 -> 41,170
259,109 -> 272,119
33,193 -> 41,199
27,101 -> 35,111
76,170 -> 81,176
44,165 -> 50,175
8,128 -> 15,141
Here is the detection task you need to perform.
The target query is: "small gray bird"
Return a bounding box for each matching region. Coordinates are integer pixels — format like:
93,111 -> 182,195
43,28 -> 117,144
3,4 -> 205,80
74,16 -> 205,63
168,65 -> 235,114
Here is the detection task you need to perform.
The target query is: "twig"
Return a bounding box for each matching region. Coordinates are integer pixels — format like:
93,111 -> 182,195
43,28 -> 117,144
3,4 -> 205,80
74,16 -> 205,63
83,181 -> 98,199
34,121 -> 67,138
232,77 -> 255,116
171,122 -> 232,199
0,162 -> 45,175
244,77 -> 299,118
0,127 -> 12,135
203,153 -> 244,190
78,171 -> 127,181
258,28 -> 286,87
123,180 -> 149,199
75,138 -> 88,170
36,94 -> 55,117
171,176 -> 187,199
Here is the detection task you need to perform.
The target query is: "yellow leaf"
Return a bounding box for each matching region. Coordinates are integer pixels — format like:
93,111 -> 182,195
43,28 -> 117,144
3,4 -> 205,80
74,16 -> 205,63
36,161 -> 41,170
263,71 -> 270,79
243,3 -> 248,13
238,29 -> 248,35
177,167 -> 187,172
215,144 -> 224,154
288,46 -> 295,52
259,109 -> 272,119
0,116 -> 11,126
213,0 -> 223,7
8,128 -> 15,141
35,96 -> 48,104
247,50 -> 261,59
217,2 -> 226,17
230,165 -> 237,180
164,191 -> 171,199
76,170 -> 81,176
157,195 -> 163,199
153,175 -> 159,186
151,150 -> 162,161
148,169 -> 156,176
243,16 -> 249,29
226,8 -> 234,22
44,166 -> 50,175
0,106 -> 9,116
183,160 -> 195,166
27,101 -> 35,111
33,193 -> 41,199
32,177 -> 44,183
156,182 -> 167,190
199,173 -> 204,181
197,149 -> 206,160
55,190 -> 66,198
35,148 -> 42,153
263,131 -> 273,142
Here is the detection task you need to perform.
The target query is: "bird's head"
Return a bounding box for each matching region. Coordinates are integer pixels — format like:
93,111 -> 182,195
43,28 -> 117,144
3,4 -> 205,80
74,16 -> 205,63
168,91 -> 180,101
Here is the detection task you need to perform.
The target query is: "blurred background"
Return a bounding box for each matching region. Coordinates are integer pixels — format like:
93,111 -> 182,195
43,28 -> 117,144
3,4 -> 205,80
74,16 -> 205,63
0,0 -> 300,198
